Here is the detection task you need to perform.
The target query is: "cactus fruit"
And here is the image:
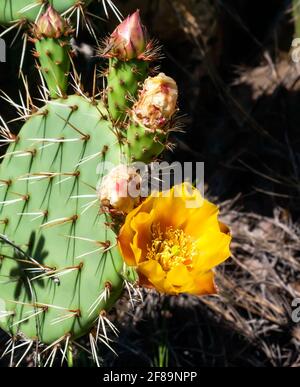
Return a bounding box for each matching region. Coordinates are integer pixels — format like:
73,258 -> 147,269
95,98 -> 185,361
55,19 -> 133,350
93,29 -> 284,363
0,7 -> 179,366
0,0 -> 91,24
32,6 -> 73,98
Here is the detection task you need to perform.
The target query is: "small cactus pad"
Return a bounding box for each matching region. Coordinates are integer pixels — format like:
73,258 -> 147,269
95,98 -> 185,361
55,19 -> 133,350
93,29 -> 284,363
0,0 -> 91,24
107,58 -> 148,123
127,121 -> 167,163
0,95 -> 125,344
35,38 -> 71,98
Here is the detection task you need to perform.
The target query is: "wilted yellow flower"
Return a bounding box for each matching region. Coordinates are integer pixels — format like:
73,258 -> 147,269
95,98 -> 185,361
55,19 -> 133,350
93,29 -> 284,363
133,73 -> 178,130
118,183 -> 231,295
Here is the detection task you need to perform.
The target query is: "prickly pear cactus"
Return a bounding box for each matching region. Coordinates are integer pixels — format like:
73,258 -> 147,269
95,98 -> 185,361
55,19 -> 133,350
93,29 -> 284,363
0,95 -> 124,345
0,6 -> 176,366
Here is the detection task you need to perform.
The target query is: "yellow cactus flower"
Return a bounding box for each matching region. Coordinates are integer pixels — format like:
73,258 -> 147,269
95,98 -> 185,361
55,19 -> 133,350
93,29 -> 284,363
118,183 -> 231,295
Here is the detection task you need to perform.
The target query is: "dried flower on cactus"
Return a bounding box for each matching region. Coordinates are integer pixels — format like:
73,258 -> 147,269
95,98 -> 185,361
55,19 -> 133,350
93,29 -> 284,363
97,165 -> 142,214
118,183 -> 231,295
132,73 -> 178,130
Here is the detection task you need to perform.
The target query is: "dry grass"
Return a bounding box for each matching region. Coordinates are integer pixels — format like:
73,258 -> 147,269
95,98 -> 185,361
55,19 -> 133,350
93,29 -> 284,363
109,198 -> 300,367
206,199 -> 300,366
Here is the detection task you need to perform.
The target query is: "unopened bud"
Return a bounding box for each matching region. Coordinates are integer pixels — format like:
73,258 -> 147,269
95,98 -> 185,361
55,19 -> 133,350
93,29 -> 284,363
97,165 -> 142,214
102,10 -> 148,61
132,73 -> 178,130
33,6 -> 69,39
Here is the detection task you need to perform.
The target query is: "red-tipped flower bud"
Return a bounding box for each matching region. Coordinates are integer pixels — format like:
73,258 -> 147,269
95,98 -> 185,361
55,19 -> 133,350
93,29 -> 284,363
103,10 -> 149,61
132,73 -> 178,130
33,5 -> 69,39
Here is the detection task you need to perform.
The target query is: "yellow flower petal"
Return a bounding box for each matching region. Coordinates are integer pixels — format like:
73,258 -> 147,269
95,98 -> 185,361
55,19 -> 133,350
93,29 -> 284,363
118,182 -> 231,296
167,265 -> 191,286
131,210 -> 155,263
183,200 -> 220,238
151,184 -> 202,231
118,195 -> 156,265
118,221 -> 136,266
189,270 -> 217,296
138,260 -> 173,293
194,229 -> 232,272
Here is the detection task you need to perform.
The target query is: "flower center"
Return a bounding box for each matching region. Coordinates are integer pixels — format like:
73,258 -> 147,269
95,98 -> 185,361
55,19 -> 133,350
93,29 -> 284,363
146,224 -> 197,271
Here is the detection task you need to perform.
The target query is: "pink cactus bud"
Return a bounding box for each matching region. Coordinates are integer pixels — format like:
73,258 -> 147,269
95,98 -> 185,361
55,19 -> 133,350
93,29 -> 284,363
97,165 -> 142,214
132,73 -> 178,130
103,10 -> 148,61
33,5 -> 68,39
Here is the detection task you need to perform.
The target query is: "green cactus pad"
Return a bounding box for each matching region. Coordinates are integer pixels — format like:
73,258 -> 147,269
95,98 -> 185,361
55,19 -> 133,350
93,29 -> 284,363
35,38 -> 71,98
0,95 -> 125,345
127,121 -> 167,163
107,58 -> 148,123
0,0 -> 91,24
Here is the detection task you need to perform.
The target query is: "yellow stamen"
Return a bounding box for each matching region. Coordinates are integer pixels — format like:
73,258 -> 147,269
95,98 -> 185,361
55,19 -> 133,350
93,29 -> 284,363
146,224 -> 197,271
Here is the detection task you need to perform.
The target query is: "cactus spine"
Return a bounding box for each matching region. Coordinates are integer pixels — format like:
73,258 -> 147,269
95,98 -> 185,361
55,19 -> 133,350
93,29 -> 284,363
0,1 -> 91,24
